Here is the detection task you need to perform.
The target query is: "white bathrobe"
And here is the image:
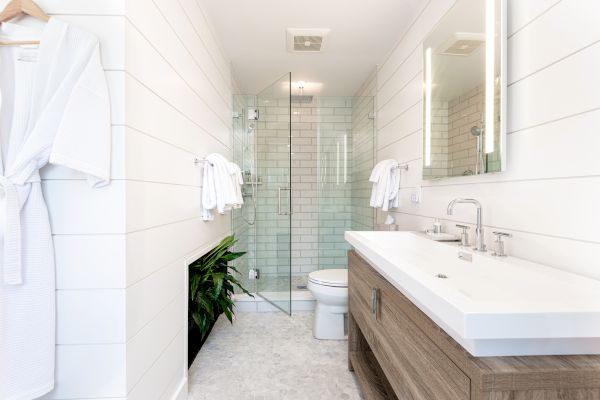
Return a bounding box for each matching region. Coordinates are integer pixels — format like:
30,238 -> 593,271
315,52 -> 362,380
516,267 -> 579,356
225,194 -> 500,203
0,19 -> 111,400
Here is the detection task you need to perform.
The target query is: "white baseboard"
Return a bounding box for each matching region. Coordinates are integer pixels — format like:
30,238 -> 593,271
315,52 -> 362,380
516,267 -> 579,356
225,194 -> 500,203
169,378 -> 188,400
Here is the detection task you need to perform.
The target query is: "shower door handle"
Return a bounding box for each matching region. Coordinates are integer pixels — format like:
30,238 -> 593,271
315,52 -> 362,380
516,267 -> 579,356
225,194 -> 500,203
278,187 -> 292,216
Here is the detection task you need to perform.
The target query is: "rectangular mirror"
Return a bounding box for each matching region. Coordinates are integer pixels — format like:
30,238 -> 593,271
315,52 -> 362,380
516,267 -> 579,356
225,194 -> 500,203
422,0 -> 506,179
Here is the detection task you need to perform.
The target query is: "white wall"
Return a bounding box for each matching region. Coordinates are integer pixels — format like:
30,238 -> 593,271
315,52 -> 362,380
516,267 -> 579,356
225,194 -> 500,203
124,1 -> 232,400
371,0 -> 600,279
22,1 -> 129,399
22,0 -> 233,399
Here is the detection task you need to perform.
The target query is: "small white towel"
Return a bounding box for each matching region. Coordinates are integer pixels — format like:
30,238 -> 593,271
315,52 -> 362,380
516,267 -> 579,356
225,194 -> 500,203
228,162 -> 244,209
201,154 -> 244,221
369,159 -> 401,211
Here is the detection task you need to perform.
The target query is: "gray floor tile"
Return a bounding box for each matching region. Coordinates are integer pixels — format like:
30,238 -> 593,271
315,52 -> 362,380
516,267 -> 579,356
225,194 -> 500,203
188,312 -> 363,400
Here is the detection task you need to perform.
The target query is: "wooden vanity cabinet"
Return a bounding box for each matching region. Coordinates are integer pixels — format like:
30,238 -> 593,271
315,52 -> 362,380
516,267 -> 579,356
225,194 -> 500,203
347,250 -> 600,400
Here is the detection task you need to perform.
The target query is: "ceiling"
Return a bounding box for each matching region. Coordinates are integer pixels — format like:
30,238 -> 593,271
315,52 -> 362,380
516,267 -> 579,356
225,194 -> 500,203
199,0 -> 424,96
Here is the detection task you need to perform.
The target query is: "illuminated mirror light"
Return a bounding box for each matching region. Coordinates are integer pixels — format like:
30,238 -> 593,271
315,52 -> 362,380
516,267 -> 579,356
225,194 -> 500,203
424,47 -> 433,167
485,0 -> 495,154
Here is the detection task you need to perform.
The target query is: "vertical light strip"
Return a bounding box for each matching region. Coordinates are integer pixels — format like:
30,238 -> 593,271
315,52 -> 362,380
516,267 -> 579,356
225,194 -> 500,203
485,0 -> 495,154
424,47 -> 433,166
343,134 -> 348,184
336,141 -> 340,186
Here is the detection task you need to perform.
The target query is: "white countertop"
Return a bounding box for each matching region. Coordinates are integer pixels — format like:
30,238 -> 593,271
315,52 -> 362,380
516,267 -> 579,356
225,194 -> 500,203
345,230 -> 600,356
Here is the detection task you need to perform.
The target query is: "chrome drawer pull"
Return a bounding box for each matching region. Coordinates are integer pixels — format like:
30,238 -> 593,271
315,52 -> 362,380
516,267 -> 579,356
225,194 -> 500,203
371,288 -> 378,320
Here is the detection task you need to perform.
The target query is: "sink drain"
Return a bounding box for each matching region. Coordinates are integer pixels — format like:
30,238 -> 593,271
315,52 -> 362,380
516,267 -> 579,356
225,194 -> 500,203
435,274 -> 448,279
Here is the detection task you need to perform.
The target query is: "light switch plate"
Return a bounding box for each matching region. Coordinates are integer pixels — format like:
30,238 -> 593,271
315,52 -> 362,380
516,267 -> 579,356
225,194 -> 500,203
410,187 -> 422,204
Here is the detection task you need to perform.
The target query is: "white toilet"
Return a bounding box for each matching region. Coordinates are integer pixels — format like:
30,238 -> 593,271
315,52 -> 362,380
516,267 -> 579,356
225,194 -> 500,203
307,269 -> 348,340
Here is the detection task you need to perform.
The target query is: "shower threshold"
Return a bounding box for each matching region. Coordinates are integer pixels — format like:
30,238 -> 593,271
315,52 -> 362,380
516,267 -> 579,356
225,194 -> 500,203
233,290 -> 315,313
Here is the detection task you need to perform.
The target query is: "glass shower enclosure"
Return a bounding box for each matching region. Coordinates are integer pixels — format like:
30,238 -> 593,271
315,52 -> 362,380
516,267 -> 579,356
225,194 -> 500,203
232,77 -> 375,315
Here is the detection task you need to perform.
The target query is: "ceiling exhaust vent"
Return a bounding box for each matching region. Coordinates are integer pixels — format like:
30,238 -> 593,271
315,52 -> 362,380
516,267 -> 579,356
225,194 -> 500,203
440,32 -> 485,56
286,28 -> 329,53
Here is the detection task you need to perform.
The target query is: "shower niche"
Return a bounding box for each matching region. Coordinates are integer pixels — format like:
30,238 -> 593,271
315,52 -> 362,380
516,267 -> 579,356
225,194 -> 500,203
422,0 -> 507,179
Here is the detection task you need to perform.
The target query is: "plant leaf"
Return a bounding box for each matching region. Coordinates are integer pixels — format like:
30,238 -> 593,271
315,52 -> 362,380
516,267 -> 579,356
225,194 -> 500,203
188,235 -> 252,342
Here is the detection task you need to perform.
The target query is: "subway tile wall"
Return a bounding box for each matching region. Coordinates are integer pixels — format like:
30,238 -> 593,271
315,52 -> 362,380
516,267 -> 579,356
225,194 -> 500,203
232,95 -> 375,291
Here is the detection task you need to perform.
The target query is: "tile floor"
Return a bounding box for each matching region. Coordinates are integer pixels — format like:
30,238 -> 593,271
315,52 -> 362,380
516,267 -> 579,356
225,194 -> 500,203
188,312 -> 363,400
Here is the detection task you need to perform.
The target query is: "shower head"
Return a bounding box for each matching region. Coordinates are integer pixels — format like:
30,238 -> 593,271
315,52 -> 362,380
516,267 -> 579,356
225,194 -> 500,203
470,126 -> 483,137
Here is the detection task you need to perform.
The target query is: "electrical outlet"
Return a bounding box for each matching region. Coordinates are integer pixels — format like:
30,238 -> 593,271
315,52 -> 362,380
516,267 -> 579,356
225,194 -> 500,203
410,187 -> 422,204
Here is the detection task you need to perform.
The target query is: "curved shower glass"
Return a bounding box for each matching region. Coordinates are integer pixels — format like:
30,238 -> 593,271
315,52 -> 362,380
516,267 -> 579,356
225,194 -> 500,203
317,96 -> 375,271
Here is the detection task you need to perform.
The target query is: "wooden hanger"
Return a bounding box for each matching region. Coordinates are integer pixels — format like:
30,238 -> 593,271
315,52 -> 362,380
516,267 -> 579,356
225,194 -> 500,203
0,0 -> 49,46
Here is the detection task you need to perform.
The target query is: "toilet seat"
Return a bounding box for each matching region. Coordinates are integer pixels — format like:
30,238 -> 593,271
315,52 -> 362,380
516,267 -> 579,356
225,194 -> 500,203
308,269 -> 348,288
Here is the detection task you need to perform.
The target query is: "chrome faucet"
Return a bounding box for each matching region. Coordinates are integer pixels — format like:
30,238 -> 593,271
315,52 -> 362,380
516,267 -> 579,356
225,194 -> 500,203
447,199 -> 486,252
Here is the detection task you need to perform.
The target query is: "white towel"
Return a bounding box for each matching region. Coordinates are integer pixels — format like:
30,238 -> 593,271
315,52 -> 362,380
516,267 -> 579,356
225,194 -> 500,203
201,154 -> 242,221
369,159 -> 401,211
229,162 -> 244,209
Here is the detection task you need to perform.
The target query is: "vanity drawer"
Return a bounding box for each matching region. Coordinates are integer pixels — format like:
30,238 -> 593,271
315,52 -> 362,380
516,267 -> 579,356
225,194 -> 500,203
349,251 -> 470,400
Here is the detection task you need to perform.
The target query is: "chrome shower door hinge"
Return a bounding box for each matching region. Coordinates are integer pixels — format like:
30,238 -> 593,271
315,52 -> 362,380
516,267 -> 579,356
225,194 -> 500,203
249,268 -> 260,280
248,108 -> 260,121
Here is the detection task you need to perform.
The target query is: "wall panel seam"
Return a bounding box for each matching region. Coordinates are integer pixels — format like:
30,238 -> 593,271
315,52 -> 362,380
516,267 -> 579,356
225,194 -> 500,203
508,106 -> 600,135
189,0 -> 233,86
126,292 -> 182,343
508,0 -> 564,38
150,0 -> 231,106
124,18 -> 231,130
126,327 -> 185,396
386,211 -> 600,245
508,39 -> 600,86
377,0 -> 432,75
124,72 -> 231,149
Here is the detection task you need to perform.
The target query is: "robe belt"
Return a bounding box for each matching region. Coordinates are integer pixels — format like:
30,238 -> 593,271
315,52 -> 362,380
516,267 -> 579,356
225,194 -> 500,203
1,174 -> 39,285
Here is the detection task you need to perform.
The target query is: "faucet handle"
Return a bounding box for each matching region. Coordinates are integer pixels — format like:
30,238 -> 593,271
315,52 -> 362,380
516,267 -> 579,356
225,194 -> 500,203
492,231 -> 512,257
456,224 -> 470,247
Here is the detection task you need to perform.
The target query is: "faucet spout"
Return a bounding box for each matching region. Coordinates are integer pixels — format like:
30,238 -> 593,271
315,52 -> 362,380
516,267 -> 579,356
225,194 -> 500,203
446,198 -> 486,252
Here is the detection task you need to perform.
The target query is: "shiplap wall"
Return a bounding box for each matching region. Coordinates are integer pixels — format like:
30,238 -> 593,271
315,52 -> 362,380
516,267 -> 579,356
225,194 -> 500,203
124,1 -> 232,400
22,1 -> 129,399
371,0 -> 600,279
21,0 -> 233,399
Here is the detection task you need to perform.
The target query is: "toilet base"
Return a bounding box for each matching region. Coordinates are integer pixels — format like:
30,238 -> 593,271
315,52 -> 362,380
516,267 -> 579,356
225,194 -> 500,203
313,303 -> 347,340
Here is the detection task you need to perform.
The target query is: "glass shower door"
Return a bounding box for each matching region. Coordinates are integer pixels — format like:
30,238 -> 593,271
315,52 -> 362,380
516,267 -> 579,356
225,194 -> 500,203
255,73 -> 292,314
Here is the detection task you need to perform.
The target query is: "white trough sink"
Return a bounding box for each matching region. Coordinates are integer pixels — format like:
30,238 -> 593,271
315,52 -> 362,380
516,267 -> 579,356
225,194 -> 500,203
345,230 -> 600,357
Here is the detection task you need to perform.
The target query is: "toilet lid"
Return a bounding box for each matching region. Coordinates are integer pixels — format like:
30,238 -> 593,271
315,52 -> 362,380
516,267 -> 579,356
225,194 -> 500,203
308,269 -> 348,287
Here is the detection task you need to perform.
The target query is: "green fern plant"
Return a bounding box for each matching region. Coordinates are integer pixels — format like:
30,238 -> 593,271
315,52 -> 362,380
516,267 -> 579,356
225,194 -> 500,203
189,235 -> 252,342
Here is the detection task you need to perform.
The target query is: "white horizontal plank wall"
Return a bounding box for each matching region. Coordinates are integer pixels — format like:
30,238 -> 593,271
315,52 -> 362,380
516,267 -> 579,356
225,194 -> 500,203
0,0 -> 132,399
371,0 -> 600,279
124,1 -> 233,400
